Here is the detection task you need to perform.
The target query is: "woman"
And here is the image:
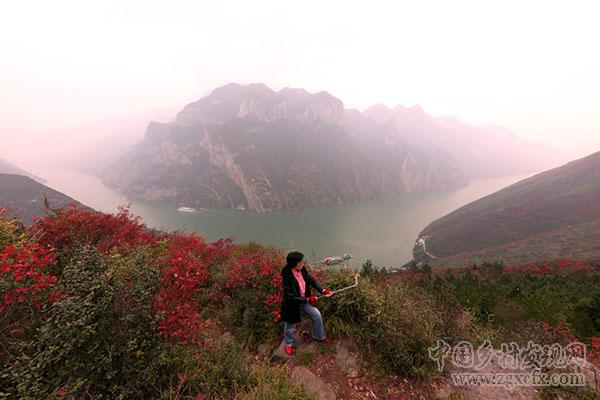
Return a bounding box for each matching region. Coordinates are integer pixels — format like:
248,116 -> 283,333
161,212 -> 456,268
280,251 -> 333,355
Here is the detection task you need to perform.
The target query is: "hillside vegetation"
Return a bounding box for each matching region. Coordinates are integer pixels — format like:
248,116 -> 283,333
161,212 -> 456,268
414,151 -> 600,268
1,205 -> 599,399
0,174 -> 84,225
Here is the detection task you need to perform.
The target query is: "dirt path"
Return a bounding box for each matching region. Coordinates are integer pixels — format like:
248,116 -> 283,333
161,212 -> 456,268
417,236 -> 437,259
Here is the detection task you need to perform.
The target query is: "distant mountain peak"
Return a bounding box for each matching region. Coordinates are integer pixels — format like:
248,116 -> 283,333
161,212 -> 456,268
433,115 -> 462,127
363,104 -> 393,125
102,83 -> 467,213
278,87 -> 311,103
406,104 -> 424,114
100,82 -> 567,213
176,82 -> 346,127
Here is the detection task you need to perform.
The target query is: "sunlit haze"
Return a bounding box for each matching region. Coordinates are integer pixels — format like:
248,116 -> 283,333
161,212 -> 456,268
1,0 -> 599,165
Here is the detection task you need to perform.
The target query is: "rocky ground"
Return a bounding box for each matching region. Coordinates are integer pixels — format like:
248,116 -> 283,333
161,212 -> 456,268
260,319 -> 600,400
264,319 -> 444,400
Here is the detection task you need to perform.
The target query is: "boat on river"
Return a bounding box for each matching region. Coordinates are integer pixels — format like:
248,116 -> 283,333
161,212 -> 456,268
319,253 -> 353,266
176,206 -> 197,213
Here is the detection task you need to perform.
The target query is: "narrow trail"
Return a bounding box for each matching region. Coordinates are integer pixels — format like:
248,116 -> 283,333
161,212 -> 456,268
417,236 -> 437,259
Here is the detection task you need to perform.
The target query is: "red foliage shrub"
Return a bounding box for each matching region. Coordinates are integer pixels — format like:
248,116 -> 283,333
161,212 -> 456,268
0,242 -> 61,313
544,320 -> 578,344
29,205 -> 159,253
222,248 -> 284,322
590,337 -> 600,368
155,234 -> 233,342
506,259 -> 596,276
545,321 -> 600,368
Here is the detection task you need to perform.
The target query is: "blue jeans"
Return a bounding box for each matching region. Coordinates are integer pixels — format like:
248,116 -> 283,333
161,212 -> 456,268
283,303 -> 325,346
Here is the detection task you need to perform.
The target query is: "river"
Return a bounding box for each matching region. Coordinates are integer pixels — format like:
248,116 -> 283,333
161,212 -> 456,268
33,168 -> 535,268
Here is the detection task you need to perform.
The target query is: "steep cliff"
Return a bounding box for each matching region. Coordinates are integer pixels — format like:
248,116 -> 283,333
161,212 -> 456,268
102,83 -> 467,212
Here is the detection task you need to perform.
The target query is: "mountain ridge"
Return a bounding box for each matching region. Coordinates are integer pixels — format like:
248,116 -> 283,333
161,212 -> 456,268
365,103 -> 565,179
0,159 -> 46,183
102,83 -> 469,212
101,82 -> 565,213
0,173 -> 87,225
412,150 -> 600,267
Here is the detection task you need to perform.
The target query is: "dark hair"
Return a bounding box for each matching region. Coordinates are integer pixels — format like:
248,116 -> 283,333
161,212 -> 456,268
286,251 -> 304,268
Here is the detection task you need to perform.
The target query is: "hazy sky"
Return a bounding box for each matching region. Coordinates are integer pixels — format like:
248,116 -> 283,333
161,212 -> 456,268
1,0 -> 599,163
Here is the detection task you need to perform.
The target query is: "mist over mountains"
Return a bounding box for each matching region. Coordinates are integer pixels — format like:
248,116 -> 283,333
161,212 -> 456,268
365,104 -> 564,179
101,83 -> 564,212
102,83 -> 466,212
1,82 -> 567,214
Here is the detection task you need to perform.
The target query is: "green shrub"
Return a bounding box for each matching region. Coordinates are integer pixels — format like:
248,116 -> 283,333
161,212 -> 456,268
221,297 -> 280,346
297,351 -> 314,366
159,334 -> 255,399
3,246 -> 163,399
0,217 -> 25,249
425,265 -> 600,341
319,268 -> 376,337
192,338 -> 254,398
320,269 -> 441,379
357,285 -> 440,379
235,363 -> 311,400
360,259 -> 379,279
569,288 -> 600,338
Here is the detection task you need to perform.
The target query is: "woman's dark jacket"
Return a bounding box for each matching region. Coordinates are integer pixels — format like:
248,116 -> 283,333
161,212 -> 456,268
280,265 -> 324,323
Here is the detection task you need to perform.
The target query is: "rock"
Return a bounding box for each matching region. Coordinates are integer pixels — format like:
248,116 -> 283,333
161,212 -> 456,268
434,348 -> 542,400
335,340 -> 360,378
291,366 -> 336,400
569,357 -> 599,392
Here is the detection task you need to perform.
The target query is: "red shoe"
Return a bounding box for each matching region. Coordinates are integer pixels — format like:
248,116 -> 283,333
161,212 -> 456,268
285,345 -> 294,355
